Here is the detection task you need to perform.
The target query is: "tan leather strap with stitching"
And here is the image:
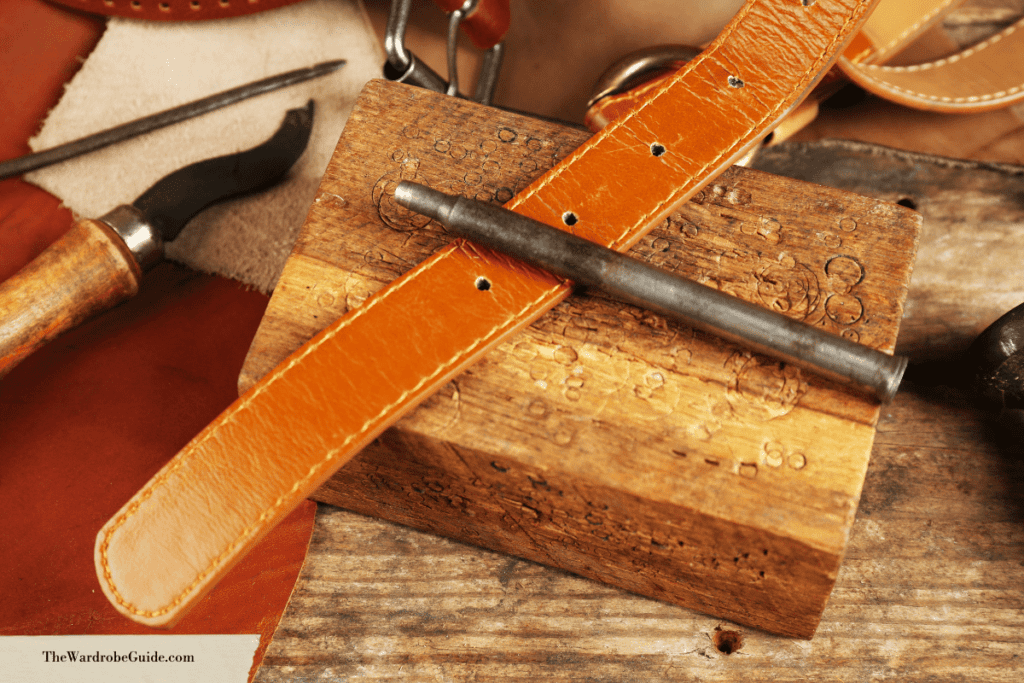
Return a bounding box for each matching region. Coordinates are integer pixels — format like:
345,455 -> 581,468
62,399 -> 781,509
95,0 -> 880,628
840,0 -> 1024,112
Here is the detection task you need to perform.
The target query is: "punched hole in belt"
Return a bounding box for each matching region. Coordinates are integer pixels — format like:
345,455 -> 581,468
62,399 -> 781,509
562,211 -> 579,226
475,276 -> 492,291
651,143 -> 666,157
728,76 -> 744,88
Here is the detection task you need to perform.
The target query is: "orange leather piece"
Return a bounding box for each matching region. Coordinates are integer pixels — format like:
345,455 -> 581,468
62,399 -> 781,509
433,0 -> 511,50
1,1 -> 315,676
45,0 -> 307,21
839,0 -> 1024,112
95,0 -> 881,627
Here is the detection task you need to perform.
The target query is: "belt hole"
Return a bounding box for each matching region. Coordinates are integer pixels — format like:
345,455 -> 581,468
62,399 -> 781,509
562,211 -> 578,226
651,143 -> 666,157
802,0 -> 815,6
728,76 -> 744,88
475,276 -> 492,291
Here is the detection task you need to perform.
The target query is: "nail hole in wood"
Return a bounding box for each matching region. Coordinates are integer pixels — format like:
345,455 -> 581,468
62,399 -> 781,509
562,211 -> 578,226
728,76 -> 744,88
713,627 -> 745,655
651,143 -> 666,157
475,276 -> 492,291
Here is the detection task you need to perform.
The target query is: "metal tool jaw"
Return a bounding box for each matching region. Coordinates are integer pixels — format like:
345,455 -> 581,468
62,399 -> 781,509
384,0 -> 504,105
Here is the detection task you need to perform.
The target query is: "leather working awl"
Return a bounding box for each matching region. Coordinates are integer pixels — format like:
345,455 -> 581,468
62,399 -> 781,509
0,102 -> 314,377
95,0 -> 882,628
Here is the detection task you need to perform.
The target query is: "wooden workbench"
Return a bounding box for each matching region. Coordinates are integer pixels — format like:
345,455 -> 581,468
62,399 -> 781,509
251,2 -> 1024,680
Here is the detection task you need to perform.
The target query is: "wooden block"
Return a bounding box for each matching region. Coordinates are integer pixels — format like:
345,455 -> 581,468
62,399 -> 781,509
239,80 -> 920,638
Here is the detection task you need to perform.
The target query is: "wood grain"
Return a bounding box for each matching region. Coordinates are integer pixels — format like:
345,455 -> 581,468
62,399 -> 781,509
255,387 -> 1024,682
0,218 -> 140,377
239,80 -> 919,637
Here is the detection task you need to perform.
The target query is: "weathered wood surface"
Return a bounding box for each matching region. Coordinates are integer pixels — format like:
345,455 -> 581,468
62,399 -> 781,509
753,139 -> 1024,362
240,79 -> 918,637
255,382 -> 1024,681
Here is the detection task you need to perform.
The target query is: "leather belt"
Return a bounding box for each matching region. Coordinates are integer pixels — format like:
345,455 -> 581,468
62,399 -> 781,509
45,0 -> 307,21
95,0 -> 880,627
839,0 -> 1024,112
47,0 -> 511,49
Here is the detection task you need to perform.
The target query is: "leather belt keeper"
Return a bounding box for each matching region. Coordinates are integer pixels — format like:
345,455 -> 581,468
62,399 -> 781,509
95,0 -> 880,628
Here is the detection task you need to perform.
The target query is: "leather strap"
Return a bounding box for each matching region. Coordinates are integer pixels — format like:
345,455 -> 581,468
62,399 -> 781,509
46,0 -> 306,21
433,0 -> 510,50
95,0 -> 880,627
838,0 -> 1024,112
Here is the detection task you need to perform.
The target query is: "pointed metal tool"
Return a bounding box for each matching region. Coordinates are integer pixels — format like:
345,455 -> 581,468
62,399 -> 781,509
0,60 -> 342,181
0,101 -> 315,378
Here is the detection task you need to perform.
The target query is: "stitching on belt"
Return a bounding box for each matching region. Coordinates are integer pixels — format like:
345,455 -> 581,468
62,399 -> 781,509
873,0 -> 959,61
847,19 -> 1024,104
98,0 -> 868,617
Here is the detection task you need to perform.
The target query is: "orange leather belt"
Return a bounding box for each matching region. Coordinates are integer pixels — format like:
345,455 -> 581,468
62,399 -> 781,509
95,0 -> 880,627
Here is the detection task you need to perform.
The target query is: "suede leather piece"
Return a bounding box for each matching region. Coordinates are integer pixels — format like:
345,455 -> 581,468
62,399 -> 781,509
26,0 -> 384,294
0,1 -> 315,679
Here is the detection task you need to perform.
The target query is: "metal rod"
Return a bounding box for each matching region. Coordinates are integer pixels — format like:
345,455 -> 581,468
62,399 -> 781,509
394,180 -> 908,402
0,59 -> 345,181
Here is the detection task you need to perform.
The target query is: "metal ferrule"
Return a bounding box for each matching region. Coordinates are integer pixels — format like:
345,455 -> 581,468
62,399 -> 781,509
98,204 -> 164,273
394,181 -> 907,403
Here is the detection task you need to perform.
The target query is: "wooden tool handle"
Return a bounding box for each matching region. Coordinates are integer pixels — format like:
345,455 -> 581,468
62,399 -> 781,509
0,219 -> 141,378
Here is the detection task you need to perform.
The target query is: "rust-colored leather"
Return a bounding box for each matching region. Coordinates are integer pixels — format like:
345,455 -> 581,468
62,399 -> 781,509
95,0 -> 881,627
45,0 -> 307,21
432,0 -> 510,50
838,0 -> 1024,112
1,1 -> 315,677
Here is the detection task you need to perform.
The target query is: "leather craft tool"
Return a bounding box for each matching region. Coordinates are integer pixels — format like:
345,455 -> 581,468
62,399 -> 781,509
394,180 -> 908,402
0,60 -> 342,181
0,101 -> 314,377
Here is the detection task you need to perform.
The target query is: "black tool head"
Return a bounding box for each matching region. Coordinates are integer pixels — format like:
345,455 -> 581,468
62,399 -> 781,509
131,100 -> 314,242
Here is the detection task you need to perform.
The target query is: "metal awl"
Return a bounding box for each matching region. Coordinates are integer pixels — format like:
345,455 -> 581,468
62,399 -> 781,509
0,60 -> 343,181
394,181 -> 908,402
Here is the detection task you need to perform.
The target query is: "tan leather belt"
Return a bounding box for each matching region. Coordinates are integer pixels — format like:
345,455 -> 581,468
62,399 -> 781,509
94,0 -> 881,627
840,0 -> 1024,112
